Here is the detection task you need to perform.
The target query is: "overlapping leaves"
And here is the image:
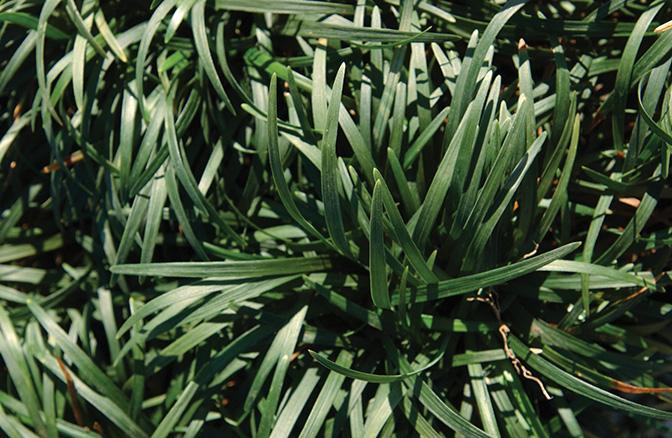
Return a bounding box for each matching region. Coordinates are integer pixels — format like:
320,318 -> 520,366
0,0 -> 671,436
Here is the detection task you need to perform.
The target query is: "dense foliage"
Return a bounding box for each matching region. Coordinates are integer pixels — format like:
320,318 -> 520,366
1,0 -> 672,436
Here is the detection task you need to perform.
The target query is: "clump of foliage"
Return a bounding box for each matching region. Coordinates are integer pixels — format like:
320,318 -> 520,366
1,0 -> 672,436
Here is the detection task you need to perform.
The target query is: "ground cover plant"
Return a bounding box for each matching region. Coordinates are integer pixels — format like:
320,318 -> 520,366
1,0 -> 672,436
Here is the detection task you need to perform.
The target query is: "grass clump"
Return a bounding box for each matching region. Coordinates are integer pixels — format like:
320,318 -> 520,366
1,0 -> 672,436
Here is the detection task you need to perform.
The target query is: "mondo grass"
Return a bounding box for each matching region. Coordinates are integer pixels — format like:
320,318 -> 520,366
1,0 -> 672,437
